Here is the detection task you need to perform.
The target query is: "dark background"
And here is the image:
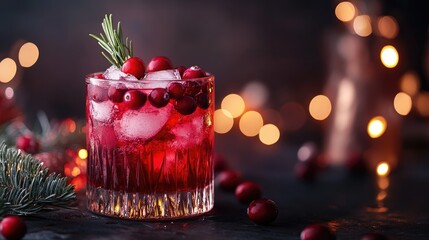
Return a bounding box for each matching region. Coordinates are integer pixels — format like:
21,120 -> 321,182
1,0 -> 428,123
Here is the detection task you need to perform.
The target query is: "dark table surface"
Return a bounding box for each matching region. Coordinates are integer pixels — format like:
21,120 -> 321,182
22,132 -> 429,240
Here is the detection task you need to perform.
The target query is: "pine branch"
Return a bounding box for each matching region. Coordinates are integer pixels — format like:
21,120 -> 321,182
0,142 -> 76,216
89,14 -> 133,67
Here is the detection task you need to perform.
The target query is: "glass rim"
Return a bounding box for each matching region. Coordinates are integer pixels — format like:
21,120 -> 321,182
85,72 -> 214,85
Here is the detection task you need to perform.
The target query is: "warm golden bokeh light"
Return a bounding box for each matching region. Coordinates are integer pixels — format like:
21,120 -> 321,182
259,124 -> 280,145
309,95 -> 332,121
367,116 -> 387,138
380,45 -> 399,68
335,1 -> 356,22
415,91 -> 429,117
394,92 -> 412,116
221,94 -> 245,118
377,162 -> 390,176
78,149 -> 88,159
377,177 -> 390,190
353,15 -> 372,37
214,109 -> 234,134
400,71 -> 420,96
377,16 -> 399,39
18,42 -> 39,67
71,167 -> 81,177
4,87 -> 14,99
0,58 -> 17,83
239,111 -> 264,137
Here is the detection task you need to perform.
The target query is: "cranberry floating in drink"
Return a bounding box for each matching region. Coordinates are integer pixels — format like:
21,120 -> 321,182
86,14 -> 214,220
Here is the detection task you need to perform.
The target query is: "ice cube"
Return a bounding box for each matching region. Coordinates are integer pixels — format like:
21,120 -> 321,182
103,65 -> 138,81
143,69 -> 182,88
91,100 -> 114,122
170,115 -> 204,148
117,104 -> 172,141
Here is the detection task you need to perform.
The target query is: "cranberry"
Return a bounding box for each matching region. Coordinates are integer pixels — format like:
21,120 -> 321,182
184,81 -> 201,96
216,169 -> 242,191
247,198 -> 278,225
108,86 -> 126,103
361,233 -> 388,240
174,96 -> 197,115
16,135 -> 40,154
167,82 -> 185,99
300,224 -> 335,240
294,162 -> 317,182
176,66 -> 187,77
147,56 -> 173,72
94,73 -> 104,79
196,92 -> 210,109
123,90 -> 147,110
1,216 -> 27,240
182,66 -> 206,79
149,88 -> 170,108
121,57 -> 146,79
235,181 -> 262,204
88,85 -> 108,102
214,154 -> 229,173
201,81 -> 214,93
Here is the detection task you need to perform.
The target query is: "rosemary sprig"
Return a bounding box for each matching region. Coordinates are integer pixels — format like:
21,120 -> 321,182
89,14 -> 133,67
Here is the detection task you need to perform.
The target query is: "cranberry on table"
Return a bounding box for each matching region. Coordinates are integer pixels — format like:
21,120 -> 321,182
108,86 -> 126,103
214,154 -> 229,173
235,181 -> 262,204
149,88 -> 170,108
196,93 -> 210,109
216,169 -> 242,191
300,224 -> 335,240
1,216 -> 27,240
174,96 -> 197,115
147,56 -> 173,72
123,90 -> 147,110
16,135 -> 40,154
176,66 -> 187,77
361,233 -> 388,240
121,57 -> 146,79
247,198 -> 278,225
182,66 -> 206,79
167,82 -> 185,99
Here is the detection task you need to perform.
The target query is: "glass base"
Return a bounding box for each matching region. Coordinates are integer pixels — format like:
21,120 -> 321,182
86,183 -> 214,220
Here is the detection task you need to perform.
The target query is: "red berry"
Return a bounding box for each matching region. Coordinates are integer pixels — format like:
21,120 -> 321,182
183,81 -> 201,96
196,92 -> 210,109
121,57 -> 146,79
174,96 -> 197,115
182,66 -> 206,79
16,135 -> 40,154
235,181 -> 262,204
1,216 -> 27,240
216,169 -> 242,191
88,85 -> 108,102
148,88 -> 170,108
247,198 -> 278,225
108,86 -> 126,103
361,233 -> 388,240
94,73 -> 104,79
167,82 -> 185,99
147,56 -> 173,72
300,224 -> 335,240
123,90 -> 147,110
214,154 -> 229,173
201,81 -> 214,93
176,66 -> 186,77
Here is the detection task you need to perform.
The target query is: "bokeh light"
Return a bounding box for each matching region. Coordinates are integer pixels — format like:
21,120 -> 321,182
377,162 -> 390,176
0,58 -> 17,83
221,94 -> 245,118
335,1 -> 356,22
78,149 -> 88,159
367,116 -> 387,138
353,15 -> 372,37
400,71 -> 420,96
18,42 -> 39,67
259,124 -> 280,145
415,91 -> 429,117
239,111 -> 264,137
4,87 -> 14,99
309,95 -> 332,121
377,16 -> 399,39
393,92 -> 412,116
241,81 -> 268,109
214,109 -> 234,134
380,45 -> 399,68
